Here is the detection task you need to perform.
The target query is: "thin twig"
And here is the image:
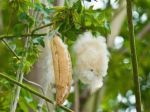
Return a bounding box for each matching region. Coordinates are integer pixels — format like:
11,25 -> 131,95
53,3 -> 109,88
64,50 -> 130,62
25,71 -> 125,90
23,78 -> 50,112
1,25 -> 50,112
0,22 -> 53,40
126,0 -> 142,112
10,36 -> 30,112
31,23 -> 53,34
0,33 -> 46,40
0,73 -> 74,112
2,39 -> 20,60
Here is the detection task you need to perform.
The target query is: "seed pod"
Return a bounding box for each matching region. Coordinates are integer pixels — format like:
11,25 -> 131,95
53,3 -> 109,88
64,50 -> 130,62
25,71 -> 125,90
51,35 -> 72,105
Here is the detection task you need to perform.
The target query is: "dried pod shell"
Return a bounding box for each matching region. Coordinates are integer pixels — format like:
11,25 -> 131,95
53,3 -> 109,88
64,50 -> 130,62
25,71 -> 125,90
51,35 -> 72,105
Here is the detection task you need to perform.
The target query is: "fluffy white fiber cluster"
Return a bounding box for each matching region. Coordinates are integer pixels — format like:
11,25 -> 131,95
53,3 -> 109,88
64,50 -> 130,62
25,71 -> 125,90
73,32 -> 109,92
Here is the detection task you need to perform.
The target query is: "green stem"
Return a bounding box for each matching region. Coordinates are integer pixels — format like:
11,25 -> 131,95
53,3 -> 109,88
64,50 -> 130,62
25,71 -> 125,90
0,33 -> 46,40
126,0 -> 142,112
10,36 -> 30,112
23,78 -> 50,112
31,23 -> 53,34
0,22 -> 53,40
0,73 -> 74,112
2,39 -> 20,60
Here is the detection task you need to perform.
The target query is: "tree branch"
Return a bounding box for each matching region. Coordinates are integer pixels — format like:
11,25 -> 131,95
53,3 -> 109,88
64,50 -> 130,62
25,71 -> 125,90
23,78 -> 50,112
92,89 -> 100,112
0,22 -> 53,40
137,22 -> 150,39
0,33 -> 47,40
2,39 -> 20,60
31,23 -> 53,34
126,0 -> 142,112
107,0 -> 126,48
74,80 -> 79,112
0,73 -> 74,112
10,36 -> 30,112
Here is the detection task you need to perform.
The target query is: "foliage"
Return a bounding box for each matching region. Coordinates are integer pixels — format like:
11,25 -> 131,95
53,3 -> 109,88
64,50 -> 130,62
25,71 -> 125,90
0,0 -> 150,112
51,0 -> 110,42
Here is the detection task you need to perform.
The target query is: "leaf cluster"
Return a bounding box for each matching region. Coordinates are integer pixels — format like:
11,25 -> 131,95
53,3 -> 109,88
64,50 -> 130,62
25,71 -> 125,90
51,1 -> 111,42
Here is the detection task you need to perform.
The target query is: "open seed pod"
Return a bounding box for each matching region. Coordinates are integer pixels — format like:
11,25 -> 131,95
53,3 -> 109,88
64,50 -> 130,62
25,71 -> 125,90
51,35 -> 72,105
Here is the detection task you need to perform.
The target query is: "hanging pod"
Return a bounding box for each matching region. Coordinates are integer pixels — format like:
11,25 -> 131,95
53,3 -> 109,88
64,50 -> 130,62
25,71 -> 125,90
50,35 -> 72,105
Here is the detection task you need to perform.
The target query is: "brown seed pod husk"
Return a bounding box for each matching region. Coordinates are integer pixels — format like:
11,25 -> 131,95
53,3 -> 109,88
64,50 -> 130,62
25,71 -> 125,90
51,35 -> 72,105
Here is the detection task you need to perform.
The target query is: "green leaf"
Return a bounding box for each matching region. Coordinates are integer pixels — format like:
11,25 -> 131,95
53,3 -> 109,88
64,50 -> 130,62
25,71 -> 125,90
23,60 -> 32,74
18,97 -> 29,112
18,12 -> 34,27
33,37 -> 45,47
13,23 -> 26,36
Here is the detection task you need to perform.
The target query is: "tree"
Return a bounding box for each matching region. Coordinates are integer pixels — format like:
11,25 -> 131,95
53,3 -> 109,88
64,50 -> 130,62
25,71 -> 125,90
0,0 -> 150,112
